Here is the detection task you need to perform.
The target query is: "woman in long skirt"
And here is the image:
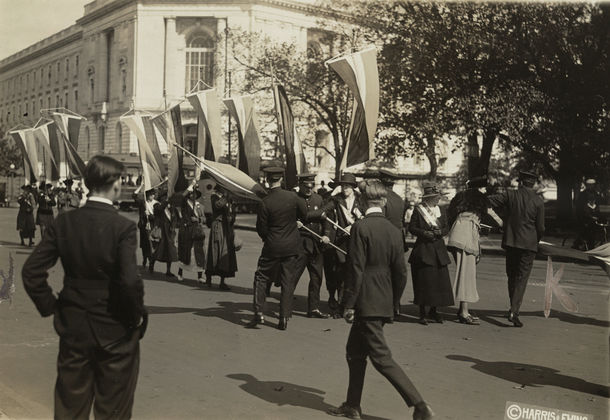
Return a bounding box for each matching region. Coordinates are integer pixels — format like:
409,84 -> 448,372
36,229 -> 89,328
17,185 -> 37,246
447,176 -> 489,325
408,182 -> 454,325
205,186 -> 237,290
150,197 -> 179,277
133,186 -> 158,267
177,188 -> 207,283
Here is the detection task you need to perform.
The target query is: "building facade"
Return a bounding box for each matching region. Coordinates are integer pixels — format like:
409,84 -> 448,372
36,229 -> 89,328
0,0 -> 466,191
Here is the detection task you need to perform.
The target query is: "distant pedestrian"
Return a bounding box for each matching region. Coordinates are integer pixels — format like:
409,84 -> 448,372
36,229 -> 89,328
150,195 -> 179,277
447,176 -> 489,325
22,155 -> 146,419
206,185 -> 237,290
327,179 -> 434,420
408,181 -> 454,325
35,183 -> 56,239
17,184 -> 36,246
488,170 -> 545,327
133,185 -> 158,267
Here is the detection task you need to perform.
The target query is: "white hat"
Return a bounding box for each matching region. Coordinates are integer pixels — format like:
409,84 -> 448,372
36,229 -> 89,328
585,179 -> 596,185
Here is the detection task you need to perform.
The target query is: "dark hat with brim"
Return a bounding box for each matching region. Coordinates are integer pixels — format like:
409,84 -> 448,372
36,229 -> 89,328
64,179 -> 74,186
421,181 -> 445,198
21,184 -> 31,190
263,166 -> 285,175
379,168 -> 399,184
45,183 -> 53,189
297,173 -> 316,187
518,170 -> 537,180
334,173 -> 358,187
466,176 -> 488,189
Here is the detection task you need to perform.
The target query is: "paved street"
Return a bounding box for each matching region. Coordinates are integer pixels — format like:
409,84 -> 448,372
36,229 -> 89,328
0,207 -> 608,420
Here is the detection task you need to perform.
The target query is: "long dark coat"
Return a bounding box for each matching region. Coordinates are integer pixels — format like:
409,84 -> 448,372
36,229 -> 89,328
206,192 -> 237,277
152,202 -> 178,263
177,196 -> 206,268
17,192 -> 36,238
408,205 -> 454,307
133,194 -> 155,259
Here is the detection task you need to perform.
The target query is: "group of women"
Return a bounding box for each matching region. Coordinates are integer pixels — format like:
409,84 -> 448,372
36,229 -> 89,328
134,182 -> 238,290
408,177 -> 489,326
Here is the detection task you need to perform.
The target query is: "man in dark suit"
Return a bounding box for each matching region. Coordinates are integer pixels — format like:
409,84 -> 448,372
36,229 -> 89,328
328,179 -> 434,420
22,155 -> 146,419
379,168 -> 407,231
248,167 -> 307,330
294,173 -> 330,318
488,170 -> 545,327
318,173 -> 364,316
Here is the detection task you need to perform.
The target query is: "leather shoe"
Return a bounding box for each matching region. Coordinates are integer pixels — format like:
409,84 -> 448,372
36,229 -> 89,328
511,315 -> 523,328
327,402 -> 362,419
246,314 -> 264,328
413,402 -> 434,420
418,317 -> 428,326
278,317 -> 288,330
307,309 -> 330,319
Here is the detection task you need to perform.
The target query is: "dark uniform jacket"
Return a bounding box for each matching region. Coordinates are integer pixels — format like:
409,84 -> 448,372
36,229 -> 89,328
384,188 -> 406,230
408,205 -> 451,267
256,187 -> 307,258
342,212 -> 407,318
22,200 -> 145,348
488,187 -> 545,252
297,191 -> 324,255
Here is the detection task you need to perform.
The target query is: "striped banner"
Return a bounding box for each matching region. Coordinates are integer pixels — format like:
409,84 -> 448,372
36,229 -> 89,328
51,113 -> 86,178
32,122 -> 59,181
9,129 -> 37,184
327,46 -> 379,170
142,116 -> 167,178
187,89 -> 224,161
223,95 -> 261,180
121,114 -> 165,193
273,84 -> 308,189
153,105 -> 188,196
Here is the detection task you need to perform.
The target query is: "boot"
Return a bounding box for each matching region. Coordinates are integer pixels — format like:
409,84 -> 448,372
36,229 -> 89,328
277,317 -> 288,331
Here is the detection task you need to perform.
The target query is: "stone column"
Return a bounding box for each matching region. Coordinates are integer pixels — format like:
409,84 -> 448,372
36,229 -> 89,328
97,32 -> 108,105
164,17 -> 179,101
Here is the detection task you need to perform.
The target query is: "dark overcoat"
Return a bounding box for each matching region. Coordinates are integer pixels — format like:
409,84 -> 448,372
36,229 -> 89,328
206,192 -> 238,277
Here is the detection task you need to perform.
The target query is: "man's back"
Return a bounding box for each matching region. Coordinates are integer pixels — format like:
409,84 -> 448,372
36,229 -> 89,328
23,200 -> 144,347
256,187 -> 306,257
490,186 -> 545,251
384,189 -> 406,230
342,213 -> 407,318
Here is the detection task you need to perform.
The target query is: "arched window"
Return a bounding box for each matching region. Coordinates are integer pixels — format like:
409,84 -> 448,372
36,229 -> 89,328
99,126 -> 105,153
116,122 -> 123,153
185,32 -> 215,92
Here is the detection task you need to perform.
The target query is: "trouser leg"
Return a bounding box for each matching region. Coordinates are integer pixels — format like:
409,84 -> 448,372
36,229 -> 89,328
510,250 -> 536,315
278,254 -> 300,318
506,247 -> 518,307
54,339 -> 95,420
93,332 -> 140,420
345,321 -> 368,408
324,250 -> 338,297
362,319 -> 424,407
307,251 -> 324,313
253,256 -> 276,315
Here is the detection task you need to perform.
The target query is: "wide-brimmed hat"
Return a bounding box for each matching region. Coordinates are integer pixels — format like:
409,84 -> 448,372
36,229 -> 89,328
334,173 -> 358,187
518,170 -> 537,181
379,168 -> 398,185
421,181 -> 444,198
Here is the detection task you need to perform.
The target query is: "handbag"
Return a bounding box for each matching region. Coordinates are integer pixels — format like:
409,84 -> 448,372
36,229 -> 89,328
149,226 -> 162,242
192,223 -> 206,241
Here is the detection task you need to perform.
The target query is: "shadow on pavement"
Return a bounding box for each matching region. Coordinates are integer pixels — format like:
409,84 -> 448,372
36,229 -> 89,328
447,355 -> 610,398
451,308 -> 610,328
226,373 -> 390,420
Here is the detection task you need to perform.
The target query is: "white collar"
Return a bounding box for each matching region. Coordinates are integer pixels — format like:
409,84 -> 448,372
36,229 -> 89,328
88,196 -> 113,206
365,207 -> 383,215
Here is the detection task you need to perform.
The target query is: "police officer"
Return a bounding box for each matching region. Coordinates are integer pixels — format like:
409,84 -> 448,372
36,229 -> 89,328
248,167 -> 307,330
488,170 -> 545,327
294,173 -> 330,319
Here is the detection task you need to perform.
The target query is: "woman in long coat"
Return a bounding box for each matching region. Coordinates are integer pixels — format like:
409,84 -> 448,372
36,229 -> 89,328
150,196 -> 179,277
35,183 -> 56,239
17,185 -> 37,246
177,188 -> 207,283
408,182 -> 454,325
447,177 -> 489,325
205,186 -> 237,290
133,186 -> 158,267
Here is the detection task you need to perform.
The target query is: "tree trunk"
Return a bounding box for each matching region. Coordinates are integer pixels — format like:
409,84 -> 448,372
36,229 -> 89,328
425,137 -> 438,181
556,148 -> 576,224
475,130 -> 496,177
466,132 -> 480,178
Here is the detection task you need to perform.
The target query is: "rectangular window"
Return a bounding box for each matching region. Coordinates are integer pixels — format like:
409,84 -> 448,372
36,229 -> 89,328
75,55 -> 79,77
26,74 -> 29,92
65,58 -> 69,80
48,65 -> 52,86
65,91 -> 69,109
40,68 -> 43,87
56,94 -> 60,108
56,62 -> 60,82
40,98 -> 43,112
74,90 -> 78,111
33,71 -> 36,89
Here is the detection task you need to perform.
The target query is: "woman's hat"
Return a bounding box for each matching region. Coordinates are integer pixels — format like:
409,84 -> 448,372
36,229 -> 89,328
334,173 -> 358,187
421,181 -> 444,198
466,176 -> 487,189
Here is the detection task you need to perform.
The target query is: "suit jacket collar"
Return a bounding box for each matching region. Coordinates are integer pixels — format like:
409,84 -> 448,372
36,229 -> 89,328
84,200 -> 117,213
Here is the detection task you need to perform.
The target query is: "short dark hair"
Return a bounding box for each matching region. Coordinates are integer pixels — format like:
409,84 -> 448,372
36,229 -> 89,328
84,155 -> 124,192
266,173 -> 283,183
358,179 -> 387,206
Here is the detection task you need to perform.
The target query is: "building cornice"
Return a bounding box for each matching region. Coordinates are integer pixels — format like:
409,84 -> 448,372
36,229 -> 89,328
77,0 -> 135,26
0,30 -> 83,73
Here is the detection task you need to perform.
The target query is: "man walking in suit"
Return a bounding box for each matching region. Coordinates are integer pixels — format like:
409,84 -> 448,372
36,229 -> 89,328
328,179 -> 434,420
488,170 -> 545,327
22,155 -> 146,419
294,173 -> 330,318
248,167 -> 307,330
379,168 -> 408,231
